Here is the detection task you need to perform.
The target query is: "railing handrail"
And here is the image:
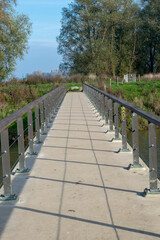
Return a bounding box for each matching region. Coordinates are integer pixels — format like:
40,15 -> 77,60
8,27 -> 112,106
84,82 -> 160,127
0,84 -> 66,133
83,82 -> 160,196
0,83 -> 66,201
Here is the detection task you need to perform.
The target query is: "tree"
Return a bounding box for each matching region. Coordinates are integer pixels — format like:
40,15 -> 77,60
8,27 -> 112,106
58,0 -> 160,76
57,0 -> 140,76
135,0 -> 160,74
0,0 -> 32,80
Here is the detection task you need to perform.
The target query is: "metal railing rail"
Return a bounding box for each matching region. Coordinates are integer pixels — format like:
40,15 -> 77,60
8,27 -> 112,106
83,82 -> 160,196
0,84 -> 66,201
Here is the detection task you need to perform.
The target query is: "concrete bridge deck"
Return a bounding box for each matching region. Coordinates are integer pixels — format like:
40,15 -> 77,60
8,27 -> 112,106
0,92 -> 160,240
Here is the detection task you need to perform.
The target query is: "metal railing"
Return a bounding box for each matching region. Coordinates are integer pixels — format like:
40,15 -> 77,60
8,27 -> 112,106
83,82 -> 160,196
0,84 -> 66,201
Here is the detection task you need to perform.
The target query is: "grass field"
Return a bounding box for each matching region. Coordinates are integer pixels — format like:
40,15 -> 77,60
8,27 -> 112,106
107,80 -> 160,115
0,82 -> 55,121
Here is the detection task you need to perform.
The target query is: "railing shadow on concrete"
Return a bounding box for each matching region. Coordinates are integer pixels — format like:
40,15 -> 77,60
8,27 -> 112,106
83,82 -> 160,196
11,205 -> 160,238
0,84 -> 67,202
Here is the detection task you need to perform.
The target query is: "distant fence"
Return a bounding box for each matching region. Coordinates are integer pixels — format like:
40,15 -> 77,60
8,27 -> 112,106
83,82 -> 160,196
0,84 -> 66,201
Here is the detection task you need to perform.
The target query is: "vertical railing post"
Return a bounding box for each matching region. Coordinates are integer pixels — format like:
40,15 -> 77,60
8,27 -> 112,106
146,122 -> 160,195
51,94 -> 55,117
44,99 -> 49,128
0,129 -> 17,201
108,99 -> 114,132
95,91 -> 98,112
35,105 -> 41,143
48,95 -> 52,123
114,102 -> 120,140
130,113 -> 143,168
17,117 -> 29,173
28,110 -> 36,155
100,93 -> 103,118
98,92 -> 101,115
102,94 -> 105,120
40,101 -> 45,135
121,106 -> 130,152
105,96 -> 109,125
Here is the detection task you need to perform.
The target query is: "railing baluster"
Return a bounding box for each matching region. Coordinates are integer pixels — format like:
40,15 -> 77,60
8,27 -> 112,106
28,110 -> 36,155
105,96 -> 109,125
114,102 -> 120,140
40,101 -> 45,134
0,129 -> 17,201
146,122 -> 160,195
44,99 -> 49,128
108,99 -> 114,132
49,95 -> 52,123
17,117 -> 29,173
35,105 -> 41,144
102,94 -> 105,120
130,113 -> 143,168
121,106 -> 130,152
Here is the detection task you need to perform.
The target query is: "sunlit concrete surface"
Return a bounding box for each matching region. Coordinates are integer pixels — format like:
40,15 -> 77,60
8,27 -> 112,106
0,92 -> 160,240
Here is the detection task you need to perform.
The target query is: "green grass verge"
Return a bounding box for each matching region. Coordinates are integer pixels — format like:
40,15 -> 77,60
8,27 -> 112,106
66,83 -> 82,91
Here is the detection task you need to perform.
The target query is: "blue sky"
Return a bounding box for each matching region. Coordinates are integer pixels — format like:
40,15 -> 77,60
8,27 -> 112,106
14,0 -> 71,78
13,0 -> 140,78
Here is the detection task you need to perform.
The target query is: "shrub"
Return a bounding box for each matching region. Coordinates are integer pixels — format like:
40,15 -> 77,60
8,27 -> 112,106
142,73 -> 160,81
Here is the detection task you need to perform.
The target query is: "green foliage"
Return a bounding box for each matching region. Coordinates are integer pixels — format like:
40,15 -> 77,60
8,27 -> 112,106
57,0 -> 139,76
108,80 -> 160,116
0,1 -> 32,80
0,77 -> 59,121
66,83 -> 82,91
58,0 -> 160,77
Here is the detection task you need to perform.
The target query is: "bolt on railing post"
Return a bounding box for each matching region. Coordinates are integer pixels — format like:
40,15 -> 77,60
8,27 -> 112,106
146,122 -> 160,195
35,105 -> 41,143
27,110 -> 36,155
114,102 -> 120,140
0,129 -> 17,201
130,112 -> 143,168
108,99 -> 114,131
121,106 -> 130,152
16,117 -> 29,173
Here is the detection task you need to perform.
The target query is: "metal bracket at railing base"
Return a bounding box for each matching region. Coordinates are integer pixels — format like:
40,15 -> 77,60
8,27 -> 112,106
112,137 -> 121,142
143,188 -> 160,197
119,148 -> 131,153
35,140 -> 43,144
28,152 -> 37,156
15,168 -> 30,174
0,194 -> 17,201
128,163 -> 144,169
41,132 -> 47,135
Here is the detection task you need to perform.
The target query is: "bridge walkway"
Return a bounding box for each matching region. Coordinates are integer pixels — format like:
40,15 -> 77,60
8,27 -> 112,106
0,92 -> 160,240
